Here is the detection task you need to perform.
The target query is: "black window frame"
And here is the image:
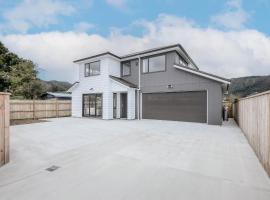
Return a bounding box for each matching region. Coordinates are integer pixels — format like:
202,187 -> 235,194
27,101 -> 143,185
121,61 -> 131,77
142,54 -> 166,74
84,61 -> 101,77
84,63 -> 90,77
82,93 -> 103,117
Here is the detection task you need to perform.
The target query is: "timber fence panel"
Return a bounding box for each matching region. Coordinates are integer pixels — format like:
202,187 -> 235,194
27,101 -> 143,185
10,100 -> 71,120
234,91 -> 270,176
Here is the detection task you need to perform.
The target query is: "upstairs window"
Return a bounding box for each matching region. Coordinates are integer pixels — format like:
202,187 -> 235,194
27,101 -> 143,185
142,58 -> 148,73
142,55 -> 166,73
175,54 -> 188,67
122,61 -> 131,76
85,61 -> 100,77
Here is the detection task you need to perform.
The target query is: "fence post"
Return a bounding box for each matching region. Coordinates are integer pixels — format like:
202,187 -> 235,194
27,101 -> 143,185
0,92 -> 10,167
33,99 -> 35,120
56,99 -> 59,118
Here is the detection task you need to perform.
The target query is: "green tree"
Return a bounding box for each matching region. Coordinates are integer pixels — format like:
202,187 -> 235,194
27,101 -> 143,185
0,41 -> 45,99
22,79 -> 46,99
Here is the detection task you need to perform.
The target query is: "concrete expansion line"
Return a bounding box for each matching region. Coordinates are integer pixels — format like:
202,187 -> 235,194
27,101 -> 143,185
0,170 -> 43,188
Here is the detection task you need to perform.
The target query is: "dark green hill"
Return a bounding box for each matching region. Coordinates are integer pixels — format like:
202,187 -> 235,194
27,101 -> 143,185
41,80 -> 71,92
229,75 -> 270,98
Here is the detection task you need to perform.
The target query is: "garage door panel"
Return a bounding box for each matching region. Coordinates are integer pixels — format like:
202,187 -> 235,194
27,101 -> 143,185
142,91 -> 207,123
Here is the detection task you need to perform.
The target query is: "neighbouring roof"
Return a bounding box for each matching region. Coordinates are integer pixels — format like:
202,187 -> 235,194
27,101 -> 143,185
46,92 -> 72,98
109,75 -> 137,88
73,44 -> 198,69
174,64 -> 231,84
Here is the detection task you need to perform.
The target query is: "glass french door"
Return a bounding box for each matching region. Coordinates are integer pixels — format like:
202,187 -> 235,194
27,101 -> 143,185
83,94 -> 102,117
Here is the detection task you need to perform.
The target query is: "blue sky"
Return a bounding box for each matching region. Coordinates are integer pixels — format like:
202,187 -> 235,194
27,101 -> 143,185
0,0 -> 270,81
1,0 -> 270,35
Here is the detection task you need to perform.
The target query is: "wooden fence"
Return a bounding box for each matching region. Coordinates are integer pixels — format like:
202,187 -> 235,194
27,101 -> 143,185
10,100 -> 71,120
0,92 -> 10,167
233,91 -> 270,176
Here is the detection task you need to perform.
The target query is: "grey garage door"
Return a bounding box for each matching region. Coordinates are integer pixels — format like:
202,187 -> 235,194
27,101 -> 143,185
142,91 -> 207,123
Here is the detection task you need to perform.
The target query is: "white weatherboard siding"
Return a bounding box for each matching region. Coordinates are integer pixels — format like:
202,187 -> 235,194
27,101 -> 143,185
127,89 -> 136,119
108,58 -> 121,77
102,91 -> 112,119
110,79 -> 136,120
72,58 -> 110,118
71,56 -> 136,120
71,90 -> 82,117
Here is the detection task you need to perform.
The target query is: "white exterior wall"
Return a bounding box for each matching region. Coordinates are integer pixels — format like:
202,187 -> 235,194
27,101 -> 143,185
72,57 -> 111,118
110,80 -> 136,120
71,55 -> 136,120
127,89 -> 136,119
108,58 -> 121,77
104,58 -> 122,119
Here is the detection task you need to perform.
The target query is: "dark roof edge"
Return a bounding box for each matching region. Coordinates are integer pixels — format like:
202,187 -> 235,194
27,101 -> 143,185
174,64 -> 231,84
66,81 -> 79,92
69,81 -> 79,87
109,75 -> 137,88
73,44 -> 198,68
73,52 -> 121,63
120,44 -> 181,59
178,45 -> 199,70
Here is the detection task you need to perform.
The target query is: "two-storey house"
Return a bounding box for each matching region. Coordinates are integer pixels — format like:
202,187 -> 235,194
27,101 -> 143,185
68,44 -> 230,125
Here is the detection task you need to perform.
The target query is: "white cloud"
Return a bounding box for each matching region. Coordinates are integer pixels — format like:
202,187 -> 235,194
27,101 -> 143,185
211,0 -> 250,29
1,14 -> 270,83
1,0 -> 75,33
106,0 -> 126,8
74,22 -> 95,33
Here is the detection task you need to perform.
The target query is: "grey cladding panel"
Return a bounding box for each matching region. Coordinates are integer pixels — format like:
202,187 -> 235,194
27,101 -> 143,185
121,51 -> 223,125
142,91 -> 207,123
121,59 -> 139,86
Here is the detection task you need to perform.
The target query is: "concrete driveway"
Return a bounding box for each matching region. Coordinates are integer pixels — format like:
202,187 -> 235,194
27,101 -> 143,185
0,118 -> 269,200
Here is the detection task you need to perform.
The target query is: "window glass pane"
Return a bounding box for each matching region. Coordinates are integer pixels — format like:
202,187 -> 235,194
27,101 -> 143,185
122,62 -> 131,76
181,59 -> 187,66
149,55 -> 165,72
142,58 -> 148,73
175,54 -> 188,66
89,61 -> 100,75
96,94 -> 102,116
180,57 -> 187,66
85,63 -> 90,76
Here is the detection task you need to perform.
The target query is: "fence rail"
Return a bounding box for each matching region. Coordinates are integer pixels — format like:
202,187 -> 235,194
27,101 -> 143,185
0,92 -> 10,167
233,90 -> 270,176
10,100 -> 71,120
